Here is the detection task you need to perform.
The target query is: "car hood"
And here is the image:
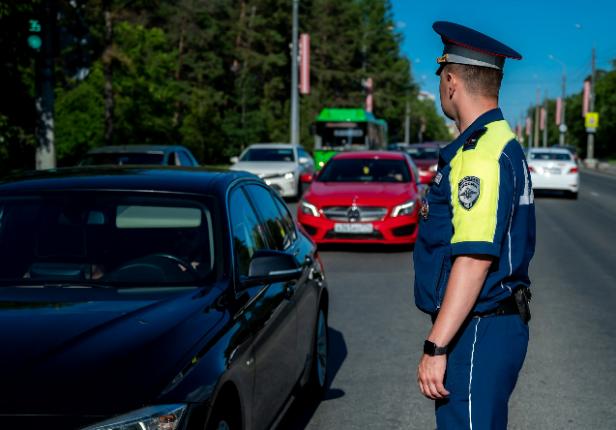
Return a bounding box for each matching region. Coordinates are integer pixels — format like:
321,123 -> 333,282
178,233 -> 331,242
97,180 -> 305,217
230,161 -> 298,177
306,181 -> 415,207
0,285 -> 225,416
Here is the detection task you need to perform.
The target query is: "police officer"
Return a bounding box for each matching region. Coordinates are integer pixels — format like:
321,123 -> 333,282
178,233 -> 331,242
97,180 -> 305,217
414,22 -> 535,429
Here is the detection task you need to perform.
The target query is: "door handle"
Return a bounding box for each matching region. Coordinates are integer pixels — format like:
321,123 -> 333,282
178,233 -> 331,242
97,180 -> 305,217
284,283 -> 296,300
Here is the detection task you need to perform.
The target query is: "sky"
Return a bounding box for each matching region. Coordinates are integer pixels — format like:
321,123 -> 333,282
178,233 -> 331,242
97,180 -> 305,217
391,0 -> 616,128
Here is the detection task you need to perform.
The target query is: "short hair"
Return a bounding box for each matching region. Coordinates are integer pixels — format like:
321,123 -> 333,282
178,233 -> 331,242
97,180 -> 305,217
446,63 -> 503,98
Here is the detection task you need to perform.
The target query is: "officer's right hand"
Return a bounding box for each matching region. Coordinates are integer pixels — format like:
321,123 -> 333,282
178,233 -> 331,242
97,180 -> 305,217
417,354 -> 450,400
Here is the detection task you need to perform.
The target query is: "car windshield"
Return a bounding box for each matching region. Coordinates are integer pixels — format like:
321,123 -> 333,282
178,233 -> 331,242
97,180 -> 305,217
81,152 -> 165,165
406,147 -> 439,160
240,148 -> 295,162
318,159 -> 410,183
0,192 -> 216,287
529,152 -> 572,161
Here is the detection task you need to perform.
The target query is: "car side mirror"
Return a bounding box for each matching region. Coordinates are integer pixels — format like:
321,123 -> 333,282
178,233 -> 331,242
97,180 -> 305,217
230,156 -> 239,164
240,250 -> 302,288
298,156 -> 309,165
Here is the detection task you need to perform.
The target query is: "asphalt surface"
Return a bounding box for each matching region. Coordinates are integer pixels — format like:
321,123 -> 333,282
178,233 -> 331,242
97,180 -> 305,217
279,170 -> 616,429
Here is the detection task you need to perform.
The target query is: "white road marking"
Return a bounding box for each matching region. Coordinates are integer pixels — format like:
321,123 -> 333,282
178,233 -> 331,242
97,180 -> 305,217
591,191 -> 600,197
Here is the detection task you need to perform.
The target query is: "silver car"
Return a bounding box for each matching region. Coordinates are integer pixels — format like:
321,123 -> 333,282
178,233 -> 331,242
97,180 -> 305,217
230,143 -> 314,199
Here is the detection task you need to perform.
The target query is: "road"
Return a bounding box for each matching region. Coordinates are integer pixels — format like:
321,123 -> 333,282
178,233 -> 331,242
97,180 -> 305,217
280,170 -> 616,429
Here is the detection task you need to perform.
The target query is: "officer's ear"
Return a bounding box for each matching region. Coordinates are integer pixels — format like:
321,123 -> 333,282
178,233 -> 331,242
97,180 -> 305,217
445,68 -> 457,99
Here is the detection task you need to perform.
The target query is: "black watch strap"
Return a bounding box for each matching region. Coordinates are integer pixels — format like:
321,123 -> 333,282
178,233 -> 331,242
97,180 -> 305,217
424,340 -> 448,356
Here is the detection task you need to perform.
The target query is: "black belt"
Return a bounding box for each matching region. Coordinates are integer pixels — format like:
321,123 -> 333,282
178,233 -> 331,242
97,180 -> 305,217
472,294 -> 519,318
430,287 -> 531,324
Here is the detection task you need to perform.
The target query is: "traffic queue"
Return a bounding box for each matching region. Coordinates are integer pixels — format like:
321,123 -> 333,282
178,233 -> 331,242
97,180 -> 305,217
0,116 -> 577,430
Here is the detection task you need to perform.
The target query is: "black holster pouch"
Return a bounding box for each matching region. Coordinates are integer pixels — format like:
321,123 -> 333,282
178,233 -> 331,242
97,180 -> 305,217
513,286 -> 532,324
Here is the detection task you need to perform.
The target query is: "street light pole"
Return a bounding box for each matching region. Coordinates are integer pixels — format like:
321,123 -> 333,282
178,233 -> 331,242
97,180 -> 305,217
586,47 -> 596,164
548,54 -> 567,145
290,0 -> 299,147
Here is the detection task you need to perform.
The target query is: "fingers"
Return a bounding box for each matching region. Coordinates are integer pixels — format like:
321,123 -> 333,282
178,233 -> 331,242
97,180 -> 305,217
417,355 -> 450,400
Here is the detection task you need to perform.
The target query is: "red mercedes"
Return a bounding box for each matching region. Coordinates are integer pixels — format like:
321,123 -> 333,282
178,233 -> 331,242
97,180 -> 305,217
298,151 -> 421,245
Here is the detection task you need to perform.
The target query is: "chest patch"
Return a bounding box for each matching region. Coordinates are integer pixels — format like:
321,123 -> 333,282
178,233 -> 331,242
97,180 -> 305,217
458,176 -> 480,210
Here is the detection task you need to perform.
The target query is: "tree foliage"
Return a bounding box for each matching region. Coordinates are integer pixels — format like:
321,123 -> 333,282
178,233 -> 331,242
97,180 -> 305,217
0,0 -> 451,169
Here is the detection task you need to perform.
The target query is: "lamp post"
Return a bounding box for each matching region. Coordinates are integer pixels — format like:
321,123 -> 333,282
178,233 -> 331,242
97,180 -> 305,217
548,54 -> 567,145
290,0 -> 299,146
361,23 -> 395,112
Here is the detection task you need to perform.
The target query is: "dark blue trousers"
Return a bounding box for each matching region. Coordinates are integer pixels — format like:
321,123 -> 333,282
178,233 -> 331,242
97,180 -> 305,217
435,315 -> 529,430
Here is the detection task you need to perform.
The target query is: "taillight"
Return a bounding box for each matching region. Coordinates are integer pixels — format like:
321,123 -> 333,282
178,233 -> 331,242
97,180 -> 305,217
569,167 -> 578,174
528,166 -> 536,173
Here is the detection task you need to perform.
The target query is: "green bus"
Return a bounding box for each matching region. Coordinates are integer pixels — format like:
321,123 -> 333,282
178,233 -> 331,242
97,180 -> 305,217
312,108 -> 388,170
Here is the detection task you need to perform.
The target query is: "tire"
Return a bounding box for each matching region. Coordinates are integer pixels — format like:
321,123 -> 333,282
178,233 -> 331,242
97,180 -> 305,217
567,191 -> 578,200
306,308 -> 328,398
207,404 -> 241,430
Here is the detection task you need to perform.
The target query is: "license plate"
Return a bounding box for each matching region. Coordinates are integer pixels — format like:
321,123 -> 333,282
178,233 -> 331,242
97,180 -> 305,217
546,168 -> 561,174
334,223 -> 374,234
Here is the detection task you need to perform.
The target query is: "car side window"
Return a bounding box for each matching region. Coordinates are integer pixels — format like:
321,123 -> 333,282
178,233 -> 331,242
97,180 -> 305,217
406,155 -> 420,185
178,151 -> 193,166
273,195 -> 297,244
244,184 -> 293,251
167,152 -> 178,166
229,188 -> 268,277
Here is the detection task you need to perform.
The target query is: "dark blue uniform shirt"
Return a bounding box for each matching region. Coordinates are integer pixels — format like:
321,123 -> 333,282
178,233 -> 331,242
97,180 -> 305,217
414,108 -> 536,314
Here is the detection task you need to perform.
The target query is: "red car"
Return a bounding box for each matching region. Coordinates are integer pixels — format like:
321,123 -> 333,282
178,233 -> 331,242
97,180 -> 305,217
298,151 -> 421,245
405,143 -> 441,185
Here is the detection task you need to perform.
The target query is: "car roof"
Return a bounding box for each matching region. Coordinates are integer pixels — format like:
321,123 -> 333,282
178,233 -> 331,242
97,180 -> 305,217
528,147 -> 571,154
333,151 -> 407,160
0,167 -> 255,196
407,142 -> 442,148
87,145 -> 192,154
245,143 -> 297,149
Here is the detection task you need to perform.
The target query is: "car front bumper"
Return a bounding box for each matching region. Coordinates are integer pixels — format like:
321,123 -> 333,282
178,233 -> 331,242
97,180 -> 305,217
263,176 -> 297,197
298,212 -> 419,245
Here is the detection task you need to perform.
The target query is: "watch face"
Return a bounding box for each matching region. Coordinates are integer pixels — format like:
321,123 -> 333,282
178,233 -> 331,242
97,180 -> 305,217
424,340 -> 447,356
424,340 -> 437,355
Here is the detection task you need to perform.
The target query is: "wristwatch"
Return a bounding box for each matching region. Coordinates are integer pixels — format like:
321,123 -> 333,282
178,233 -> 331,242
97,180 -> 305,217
423,340 -> 448,356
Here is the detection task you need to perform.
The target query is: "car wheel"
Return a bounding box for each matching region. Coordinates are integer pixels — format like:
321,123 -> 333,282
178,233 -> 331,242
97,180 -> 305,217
306,308 -> 328,397
207,405 -> 241,430
567,191 -> 578,200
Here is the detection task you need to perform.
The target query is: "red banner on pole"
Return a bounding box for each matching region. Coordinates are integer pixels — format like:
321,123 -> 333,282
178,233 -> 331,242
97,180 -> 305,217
299,33 -> 310,95
540,107 -> 546,130
555,98 -> 562,125
525,117 -> 532,136
582,80 -> 590,117
365,77 -> 373,113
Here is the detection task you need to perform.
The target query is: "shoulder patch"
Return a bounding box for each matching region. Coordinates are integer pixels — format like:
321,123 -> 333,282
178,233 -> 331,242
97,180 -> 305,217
458,176 -> 480,209
463,127 -> 487,151
433,171 -> 443,185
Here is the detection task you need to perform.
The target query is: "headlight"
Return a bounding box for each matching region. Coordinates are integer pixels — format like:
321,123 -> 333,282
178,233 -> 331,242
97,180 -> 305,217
300,200 -> 320,217
283,171 -> 295,180
429,164 -> 437,172
82,404 -> 187,430
391,200 -> 416,217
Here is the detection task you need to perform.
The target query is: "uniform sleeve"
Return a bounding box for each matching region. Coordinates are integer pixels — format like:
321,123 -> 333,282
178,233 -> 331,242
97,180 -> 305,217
449,150 -> 514,257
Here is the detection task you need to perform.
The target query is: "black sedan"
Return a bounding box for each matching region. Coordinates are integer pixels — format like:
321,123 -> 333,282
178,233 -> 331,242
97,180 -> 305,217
0,167 -> 329,430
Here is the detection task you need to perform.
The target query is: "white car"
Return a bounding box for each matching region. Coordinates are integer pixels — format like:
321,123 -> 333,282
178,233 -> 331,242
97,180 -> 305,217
527,147 -> 579,199
229,143 -> 314,199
